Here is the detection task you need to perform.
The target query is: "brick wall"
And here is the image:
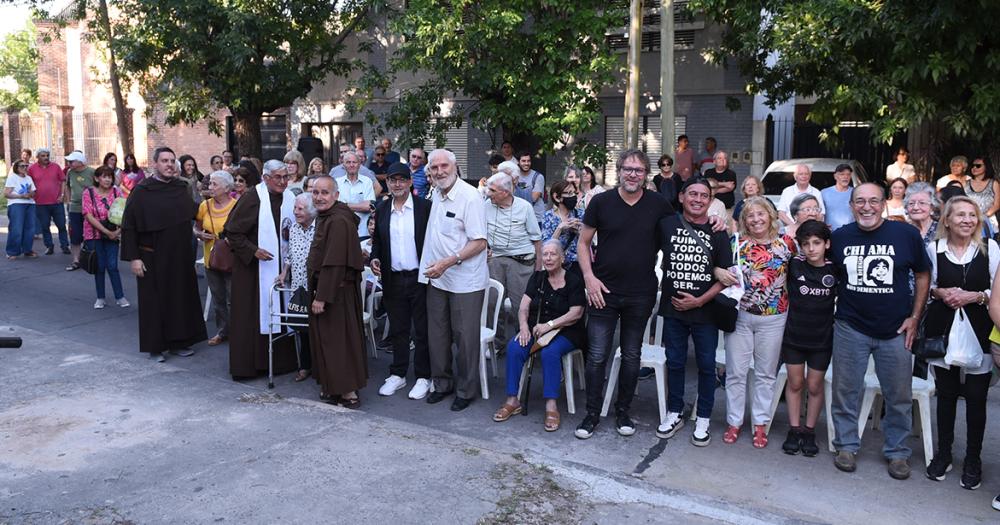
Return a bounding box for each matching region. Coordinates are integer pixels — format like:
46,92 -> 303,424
143,107 -> 228,169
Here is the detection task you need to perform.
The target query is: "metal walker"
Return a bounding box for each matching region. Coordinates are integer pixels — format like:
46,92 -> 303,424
267,282 -> 309,389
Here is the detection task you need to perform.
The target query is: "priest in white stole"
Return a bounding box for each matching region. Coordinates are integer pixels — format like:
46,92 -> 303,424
224,159 -> 298,380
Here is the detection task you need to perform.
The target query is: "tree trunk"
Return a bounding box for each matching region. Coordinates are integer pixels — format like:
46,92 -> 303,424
96,0 -> 132,155
232,110 -> 263,160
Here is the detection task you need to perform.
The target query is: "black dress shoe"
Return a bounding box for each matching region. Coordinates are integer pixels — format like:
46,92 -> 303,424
44,246 -> 54,255
426,390 -> 454,404
450,397 -> 473,411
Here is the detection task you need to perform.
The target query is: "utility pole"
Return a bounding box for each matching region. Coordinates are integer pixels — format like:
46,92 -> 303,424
623,0 -> 644,150
660,0 -> 675,156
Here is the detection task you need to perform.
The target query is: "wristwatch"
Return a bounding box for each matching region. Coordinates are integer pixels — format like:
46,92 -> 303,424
454,253 -> 463,266
547,320 -> 555,328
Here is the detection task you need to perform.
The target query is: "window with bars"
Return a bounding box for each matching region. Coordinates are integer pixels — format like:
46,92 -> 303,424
603,115 -> 687,186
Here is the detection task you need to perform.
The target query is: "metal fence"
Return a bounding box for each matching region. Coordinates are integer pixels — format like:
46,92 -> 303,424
765,116 -> 907,181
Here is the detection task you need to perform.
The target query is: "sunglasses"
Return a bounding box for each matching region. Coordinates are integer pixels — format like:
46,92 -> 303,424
973,163 -> 984,168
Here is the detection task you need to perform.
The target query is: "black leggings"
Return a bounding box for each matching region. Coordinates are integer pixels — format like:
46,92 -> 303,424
934,364 -> 991,460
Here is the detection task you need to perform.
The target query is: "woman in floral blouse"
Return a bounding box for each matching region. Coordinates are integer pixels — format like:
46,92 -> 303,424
721,196 -> 796,448
277,192 -> 317,382
540,180 -> 585,274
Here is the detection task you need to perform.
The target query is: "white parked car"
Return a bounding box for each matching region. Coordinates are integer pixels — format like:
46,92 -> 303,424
761,158 -> 870,204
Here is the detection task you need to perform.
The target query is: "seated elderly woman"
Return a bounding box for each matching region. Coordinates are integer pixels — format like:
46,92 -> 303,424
785,193 -> 822,239
492,240 -> 587,431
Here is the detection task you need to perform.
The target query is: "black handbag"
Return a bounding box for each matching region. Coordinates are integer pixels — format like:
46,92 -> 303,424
678,216 -> 738,332
912,308 -> 947,360
287,286 -> 312,331
80,244 -> 99,274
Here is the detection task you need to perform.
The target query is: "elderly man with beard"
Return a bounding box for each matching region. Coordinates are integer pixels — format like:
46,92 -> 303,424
307,175 -> 367,407
371,162 -> 434,400
121,147 -> 207,362
224,160 -> 299,380
420,149 -> 489,411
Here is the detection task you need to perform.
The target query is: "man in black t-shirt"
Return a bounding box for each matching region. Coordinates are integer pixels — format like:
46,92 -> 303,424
702,151 -> 736,209
655,178 -> 732,446
575,149 -> 674,440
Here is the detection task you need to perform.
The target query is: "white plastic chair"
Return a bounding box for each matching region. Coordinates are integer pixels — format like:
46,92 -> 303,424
600,294 -> 667,424
516,349 -> 587,414
823,355 -> 934,465
862,361 -> 936,467
478,279 -> 505,400
196,257 -> 212,322
360,268 -> 380,359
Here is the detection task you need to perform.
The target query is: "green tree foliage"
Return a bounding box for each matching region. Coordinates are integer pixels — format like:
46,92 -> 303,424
353,0 -> 624,164
692,0 -> 1000,161
0,21 -> 40,111
112,0 -> 374,158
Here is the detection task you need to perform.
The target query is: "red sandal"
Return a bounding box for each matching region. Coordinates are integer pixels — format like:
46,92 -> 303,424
753,425 -> 768,448
723,425 -> 741,444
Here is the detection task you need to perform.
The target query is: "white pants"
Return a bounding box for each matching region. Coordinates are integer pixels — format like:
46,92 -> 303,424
723,311 -> 787,427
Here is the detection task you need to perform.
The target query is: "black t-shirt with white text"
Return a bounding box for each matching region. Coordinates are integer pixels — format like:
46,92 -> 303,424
583,189 -> 674,297
657,213 -> 732,323
830,221 -> 931,339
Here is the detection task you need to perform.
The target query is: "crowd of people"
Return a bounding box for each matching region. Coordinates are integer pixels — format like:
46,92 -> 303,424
7,137 -> 1000,512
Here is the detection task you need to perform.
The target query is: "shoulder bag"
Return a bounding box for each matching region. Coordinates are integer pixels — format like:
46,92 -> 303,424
678,216 -> 738,332
529,272 -> 563,353
206,203 -> 234,273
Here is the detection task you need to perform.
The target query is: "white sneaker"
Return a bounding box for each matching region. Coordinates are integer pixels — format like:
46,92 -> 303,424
116,298 -> 130,307
170,348 -> 195,357
94,299 -> 106,309
692,417 -> 712,447
152,352 -> 166,363
656,412 -> 684,439
379,375 -> 407,396
408,378 -> 432,400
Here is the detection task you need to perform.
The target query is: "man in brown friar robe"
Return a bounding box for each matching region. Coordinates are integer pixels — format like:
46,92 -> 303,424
223,159 -> 298,380
307,175 -> 367,407
120,146 -> 207,361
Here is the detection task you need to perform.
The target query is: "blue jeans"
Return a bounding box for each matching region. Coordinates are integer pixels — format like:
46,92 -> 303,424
663,316 -> 719,418
584,292 -> 656,417
85,239 -> 124,300
831,320 -> 912,459
35,203 -> 69,249
505,334 -> 576,399
5,204 -> 36,256
68,211 -> 84,246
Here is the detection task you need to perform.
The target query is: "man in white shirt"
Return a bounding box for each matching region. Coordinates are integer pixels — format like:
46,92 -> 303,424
485,172 -> 542,349
335,152 -> 376,238
329,143 -> 380,195
371,163 -> 434,400
420,149 -> 489,411
777,164 -> 825,226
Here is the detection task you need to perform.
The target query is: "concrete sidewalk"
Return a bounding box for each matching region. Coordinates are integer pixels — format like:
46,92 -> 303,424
2,244 -> 1000,523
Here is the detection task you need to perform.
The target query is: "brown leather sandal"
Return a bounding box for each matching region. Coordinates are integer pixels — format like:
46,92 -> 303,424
544,411 -> 560,432
492,403 -> 522,422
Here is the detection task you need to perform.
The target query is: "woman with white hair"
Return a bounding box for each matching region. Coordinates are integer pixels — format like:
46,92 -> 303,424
277,192 -> 318,382
195,170 -> 238,346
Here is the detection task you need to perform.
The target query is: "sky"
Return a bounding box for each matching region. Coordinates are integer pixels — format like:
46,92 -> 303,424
0,5 -> 31,38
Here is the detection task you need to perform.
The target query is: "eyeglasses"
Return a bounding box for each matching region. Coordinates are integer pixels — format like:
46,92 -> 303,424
906,200 -> 930,208
268,174 -> 292,181
375,152 -> 385,156
799,206 -> 821,213
852,198 -> 883,207
973,163 -> 984,168
620,167 -> 646,176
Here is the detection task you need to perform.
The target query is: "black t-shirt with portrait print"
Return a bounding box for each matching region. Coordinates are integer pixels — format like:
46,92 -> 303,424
657,213 -> 732,323
583,189 -> 674,297
525,269 -> 588,349
830,220 -> 931,339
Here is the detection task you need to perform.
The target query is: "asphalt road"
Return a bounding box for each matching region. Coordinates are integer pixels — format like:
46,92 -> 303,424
2,232 -> 999,524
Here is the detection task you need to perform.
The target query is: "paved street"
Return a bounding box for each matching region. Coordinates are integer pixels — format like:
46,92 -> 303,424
2,235 -> 999,524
